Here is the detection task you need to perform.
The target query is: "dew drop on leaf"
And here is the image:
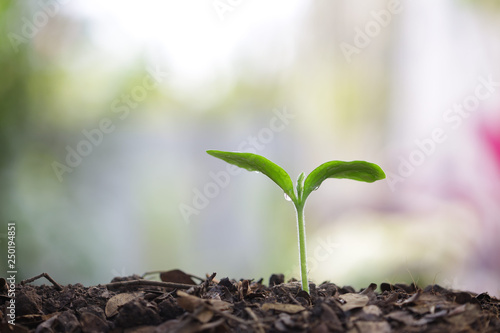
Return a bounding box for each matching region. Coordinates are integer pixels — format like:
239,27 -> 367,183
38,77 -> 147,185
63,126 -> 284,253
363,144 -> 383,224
284,193 -> 292,201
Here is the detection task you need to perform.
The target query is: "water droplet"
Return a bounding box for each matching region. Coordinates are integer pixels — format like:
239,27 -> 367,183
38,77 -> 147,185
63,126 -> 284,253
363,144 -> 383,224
284,193 -> 292,201
313,186 -> 319,191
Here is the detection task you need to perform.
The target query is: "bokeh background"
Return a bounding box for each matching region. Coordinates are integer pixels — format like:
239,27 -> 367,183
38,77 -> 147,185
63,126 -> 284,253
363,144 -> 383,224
1,0 -> 499,297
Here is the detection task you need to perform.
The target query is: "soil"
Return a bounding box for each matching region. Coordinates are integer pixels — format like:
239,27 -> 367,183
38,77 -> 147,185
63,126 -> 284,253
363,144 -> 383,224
1,270 -> 499,332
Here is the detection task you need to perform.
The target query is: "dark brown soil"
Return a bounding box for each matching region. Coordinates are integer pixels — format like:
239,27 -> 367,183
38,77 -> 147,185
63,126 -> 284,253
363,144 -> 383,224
1,270 -> 499,332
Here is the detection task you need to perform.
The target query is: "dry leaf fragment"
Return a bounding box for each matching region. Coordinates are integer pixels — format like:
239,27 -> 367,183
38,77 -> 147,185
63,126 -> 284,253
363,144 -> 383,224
176,291 -> 204,312
362,305 -> 382,316
261,303 -> 305,314
193,307 -> 214,323
15,314 -> 44,326
398,290 -> 421,305
445,303 -> 482,328
386,310 -> 430,326
105,292 -> 143,318
176,291 -> 232,313
79,312 -> 109,333
210,299 -> 233,312
338,293 -> 369,312
351,305 -> 384,322
160,269 -> 197,285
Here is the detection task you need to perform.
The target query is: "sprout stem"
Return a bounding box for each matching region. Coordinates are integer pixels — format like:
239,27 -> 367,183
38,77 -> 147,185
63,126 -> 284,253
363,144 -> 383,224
294,201 -> 309,293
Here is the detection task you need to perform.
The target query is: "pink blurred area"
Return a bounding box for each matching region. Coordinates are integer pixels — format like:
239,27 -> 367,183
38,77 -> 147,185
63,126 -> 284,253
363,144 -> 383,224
476,117 -> 500,268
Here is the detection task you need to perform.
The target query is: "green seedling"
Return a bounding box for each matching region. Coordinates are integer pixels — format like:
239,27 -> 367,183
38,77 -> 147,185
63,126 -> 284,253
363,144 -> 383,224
206,150 -> 386,293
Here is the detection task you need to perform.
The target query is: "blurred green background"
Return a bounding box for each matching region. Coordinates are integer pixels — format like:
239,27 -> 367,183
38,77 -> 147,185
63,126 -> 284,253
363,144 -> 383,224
1,0 -> 500,297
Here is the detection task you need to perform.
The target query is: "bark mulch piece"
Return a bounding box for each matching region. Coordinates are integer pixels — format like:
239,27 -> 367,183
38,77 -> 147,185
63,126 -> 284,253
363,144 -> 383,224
1,271 -> 499,332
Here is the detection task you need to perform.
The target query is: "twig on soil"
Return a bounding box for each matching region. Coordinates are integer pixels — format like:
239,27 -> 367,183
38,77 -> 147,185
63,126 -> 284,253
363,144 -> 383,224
105,279 -> 195,290
21,273 -> 63,291
280,286 -> 304,306
203,272 -> 217,291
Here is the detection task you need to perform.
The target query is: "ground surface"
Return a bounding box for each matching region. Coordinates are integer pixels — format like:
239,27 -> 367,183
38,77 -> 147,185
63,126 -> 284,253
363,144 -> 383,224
1,270 -> 499,332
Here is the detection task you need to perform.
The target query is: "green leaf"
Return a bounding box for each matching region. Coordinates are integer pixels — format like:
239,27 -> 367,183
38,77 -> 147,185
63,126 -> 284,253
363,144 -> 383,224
206,150 -> 296,201
303,160 -> 386,200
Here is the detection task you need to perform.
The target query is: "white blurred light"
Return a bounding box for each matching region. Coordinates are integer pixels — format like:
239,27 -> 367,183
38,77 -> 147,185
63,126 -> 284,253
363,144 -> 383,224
72,0 -> 308,89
